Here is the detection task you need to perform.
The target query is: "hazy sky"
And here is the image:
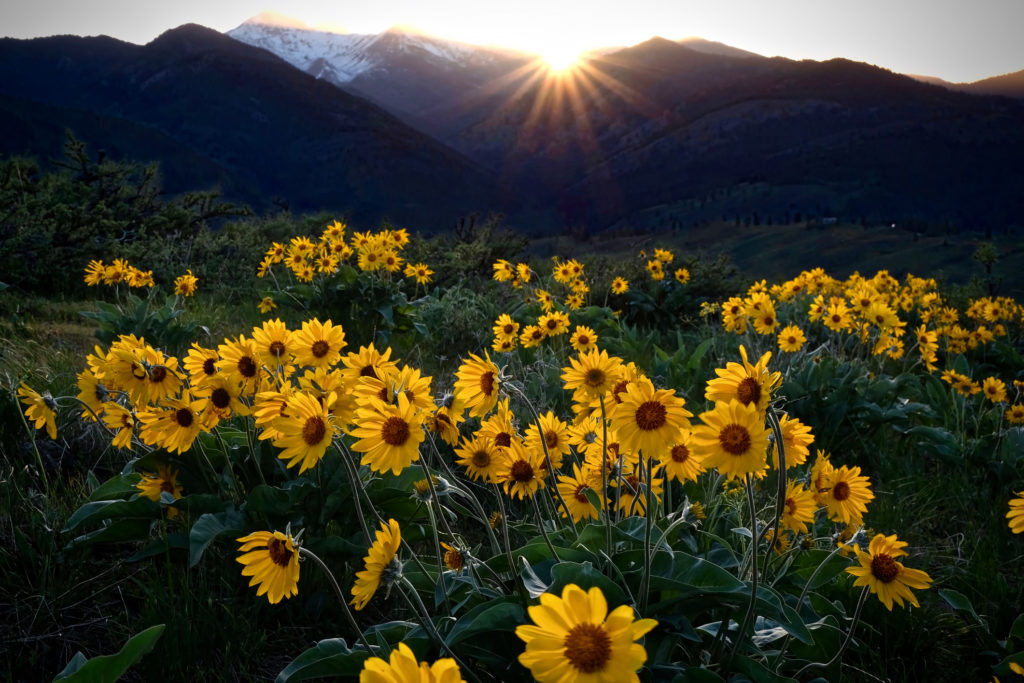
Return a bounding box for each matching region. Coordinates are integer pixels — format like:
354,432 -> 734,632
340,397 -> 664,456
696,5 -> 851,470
2,0 -> 1023,82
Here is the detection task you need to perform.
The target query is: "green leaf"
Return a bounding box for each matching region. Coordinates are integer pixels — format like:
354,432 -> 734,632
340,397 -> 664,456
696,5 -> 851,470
939,589 -> 987,628
87,474 -> 142,501
520,557 -> 550,598
53,624 -> 164,682
731,654 -> 798,682
189,509 -> 244,567
445,599 -> 525,646
274,638 -> 371,683
65,519 -> 155,552
549,561 -> 629,608
63,498 -> 161,532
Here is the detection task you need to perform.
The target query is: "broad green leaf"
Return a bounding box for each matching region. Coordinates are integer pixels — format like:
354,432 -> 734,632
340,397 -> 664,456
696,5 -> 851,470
87,474 -> 142,501
188,509 -> 244,567
274,638 -> 371,683
63,498 -> 160,532
445,599 -> 525,646
549,561 -> 629,608
53,624 -> 164,682
939,589 -> 987,628
64,519 -> 155,552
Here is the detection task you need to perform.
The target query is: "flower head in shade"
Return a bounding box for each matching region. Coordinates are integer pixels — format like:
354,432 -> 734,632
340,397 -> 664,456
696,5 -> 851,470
236,529 -> 301,604
359,642 -> 465,683
18,384 -> 58,439
846,533 -> 933,610
351,519 -> 402,611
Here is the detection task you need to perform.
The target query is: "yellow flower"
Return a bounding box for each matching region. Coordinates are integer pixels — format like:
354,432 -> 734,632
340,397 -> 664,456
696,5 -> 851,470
84,259 -> 106,286
780,480 -> 816,535
454,434 -> 502,483
292,318 -> 347,370
136,464 -> 184,517
562,347 -> 624,402
820,465 -> 874,525
611,277 -> 629,295
516,584 -> 657,683
609,377 -> 691,457
184,342 -> 220,386
258,296 -> 277,313
236,530 -> 301,604
524,410 -> 571,471
777,324 -> 806,353
217,336 -> 263,395
496,439 -> 545,500
691,399 -> 771,480
775,413 -> 814,469
103,258 -> 130,285
137,394 -> 205,454
520,324 -> 546,348
846,533 -> 933,610
272,391 -> 337,473
173,269 -> 198,296
350,394 -> 425,476
1008,491 -> 1024,534
454,352 -> 500,419
659,430 -> 706,483
557,463 -> 603,522
360,642 -> 465,683
569,325 -> 598,353
538,311 -> 570,337
251,318 -> 295,371
704,345 -> 781,415
75,369 -> 107,422
341,344 -> 399,384
101,401 -> 135,450
492,259 -> 515,281
674,267 -> 690,284
646,259 -> 664,281
1006,404 -> 1024,425
351,519 -> 402,610
493,313 -> 520,341
982,376 -> 1007,403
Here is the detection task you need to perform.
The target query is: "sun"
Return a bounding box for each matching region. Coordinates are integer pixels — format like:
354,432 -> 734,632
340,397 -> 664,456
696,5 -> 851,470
541,45 -> 582,72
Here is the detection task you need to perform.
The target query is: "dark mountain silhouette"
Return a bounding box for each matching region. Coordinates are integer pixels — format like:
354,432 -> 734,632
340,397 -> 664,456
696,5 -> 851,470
911,69 -> 1024,99
0,24 -> 518,229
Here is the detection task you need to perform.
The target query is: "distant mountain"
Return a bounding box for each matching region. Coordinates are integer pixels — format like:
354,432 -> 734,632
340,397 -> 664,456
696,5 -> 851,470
227,17 -> 534,134
0,24 -> 514,228
910,69 -> 1024,98
677,37 -> 761,59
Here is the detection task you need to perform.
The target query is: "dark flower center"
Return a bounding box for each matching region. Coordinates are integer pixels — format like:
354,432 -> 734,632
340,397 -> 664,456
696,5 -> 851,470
302,416 -> 327,445
832,481 -> 851,501
269,341 -> 286,357
670,444 -> 690,463
871,553 -> 900,583
718,424 -> 752,455
634,400 -> 667,431
736,378 -> 761,406
544,431 -> 559,449
311,340 -> 330,358
150,366 -> 167,383
585,368 -> 606,387
494,433 -> 512,448
471,450 -> 491,468
237,356 -> 257,378
202,358 -> 216,376
479,371 -> 496,397
510,460 -> 534,483
563,623 -> 612,673
174,408 -> 194,428
381,416 -> 410,446
211,387 -> 231,409
268,537 -> 294,567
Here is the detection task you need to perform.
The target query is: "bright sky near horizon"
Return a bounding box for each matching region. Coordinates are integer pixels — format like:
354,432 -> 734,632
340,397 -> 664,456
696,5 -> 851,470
2,0 -> 1023,83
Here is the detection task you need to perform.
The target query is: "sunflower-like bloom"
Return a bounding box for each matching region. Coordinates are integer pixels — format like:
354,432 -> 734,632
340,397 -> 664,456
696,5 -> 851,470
981,376 -> 1007,403
780,480 -> 817,535
292,318 -> 346,370
454,352 -> 500,419
609,377 -> 691,457
674,267 -> 690,284
183,342 -> 220,386
136,464 -> 184,517
101,401 -> 135,449
774,413 -> 814,469
516,583 -> 657,683
454,434 -> 502,483
360,642 -> 465,683
520,324 -> 546,348
493,313 -> 520,342
137,394 -> 205,454
820,465 -> 874,525
341,344 -> 399,384
777,324 -> 807,353
351,519 -> 402,611
691,399 -> 771,480
615,464 -> 664,517
704,346 -> 781,415
524,410 -> 571,471
611,277 -> 629,295
18,384 -> 58,439
659,430 -> 706,483
76,368 -> 107,422
84,259 -> 106,286
569,326 -> 598,353
1007,491 -> 1024,534
557,463 -> 603,522
492,259 -> 515,282
173,269 -> 198,296
272,391 -> 337,473
251,318 -> 294,369
538,311 -> 571,337
1006,404 -> 1024,425
846,533 -> 933,610
496,439 -> 546,500
350,394 -> 425,476
236,530 -> 301,604
217,336 -> 263,395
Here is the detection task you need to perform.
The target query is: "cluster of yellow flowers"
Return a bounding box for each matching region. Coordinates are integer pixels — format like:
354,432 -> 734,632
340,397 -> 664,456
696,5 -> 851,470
83,258 -> 155,289
644,247 -> 689,284
257,220 -> 433,287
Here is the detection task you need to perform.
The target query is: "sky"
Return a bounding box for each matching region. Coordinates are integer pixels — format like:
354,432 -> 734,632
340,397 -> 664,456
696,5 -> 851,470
2,0 -> 1023,83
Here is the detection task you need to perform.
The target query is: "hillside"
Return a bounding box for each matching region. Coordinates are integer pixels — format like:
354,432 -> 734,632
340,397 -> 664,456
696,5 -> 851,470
0,25 -> 519,229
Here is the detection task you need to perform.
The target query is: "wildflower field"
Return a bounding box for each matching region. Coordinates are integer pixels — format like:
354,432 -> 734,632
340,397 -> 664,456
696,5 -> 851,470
2,212 -> 1023,683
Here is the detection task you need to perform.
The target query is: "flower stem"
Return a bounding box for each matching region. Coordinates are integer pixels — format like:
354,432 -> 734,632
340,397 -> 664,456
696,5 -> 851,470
398,576 -> 482,683
530,494 -> 561,563
299,546 -> 376,656
724,473 -> 760,677
793,586 -> 869,678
